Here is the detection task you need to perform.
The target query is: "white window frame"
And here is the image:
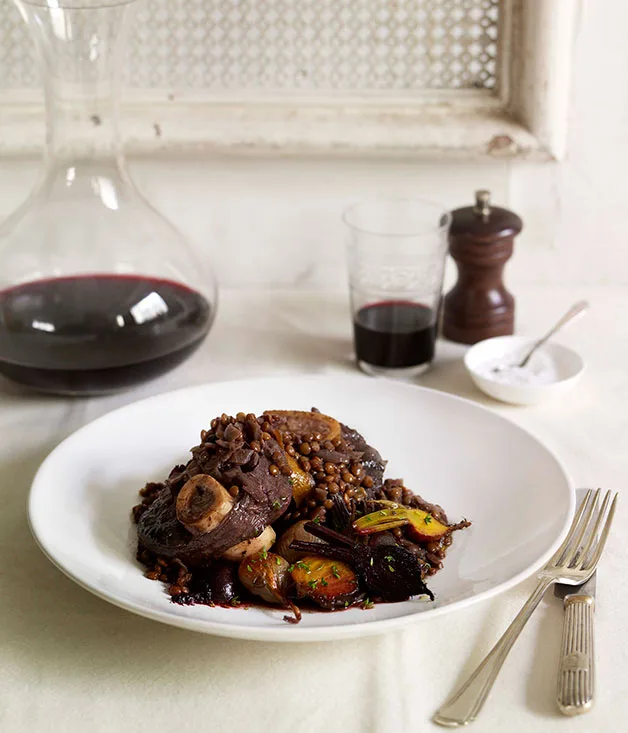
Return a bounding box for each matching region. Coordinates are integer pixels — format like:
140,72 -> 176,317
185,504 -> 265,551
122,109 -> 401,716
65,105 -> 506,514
0,0 -> 582,161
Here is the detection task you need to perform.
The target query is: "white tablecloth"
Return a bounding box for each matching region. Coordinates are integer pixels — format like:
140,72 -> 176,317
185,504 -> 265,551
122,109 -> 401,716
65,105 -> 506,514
1,287 -> 626,733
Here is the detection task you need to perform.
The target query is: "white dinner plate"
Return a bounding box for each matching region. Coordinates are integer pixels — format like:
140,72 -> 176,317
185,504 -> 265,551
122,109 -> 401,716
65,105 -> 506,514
29,374 -> 574,642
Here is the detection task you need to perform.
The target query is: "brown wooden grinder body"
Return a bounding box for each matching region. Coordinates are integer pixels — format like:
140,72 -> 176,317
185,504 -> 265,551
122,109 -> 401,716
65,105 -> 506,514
443,190 -> 522,345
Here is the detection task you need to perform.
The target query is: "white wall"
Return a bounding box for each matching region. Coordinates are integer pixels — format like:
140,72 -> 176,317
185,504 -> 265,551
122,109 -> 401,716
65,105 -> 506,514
509,0 -> 628,287
0,0 -> 625,291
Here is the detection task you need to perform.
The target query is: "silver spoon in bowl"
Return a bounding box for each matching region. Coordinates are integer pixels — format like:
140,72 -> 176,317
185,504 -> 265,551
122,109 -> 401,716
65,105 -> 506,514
493,300 -> 589,373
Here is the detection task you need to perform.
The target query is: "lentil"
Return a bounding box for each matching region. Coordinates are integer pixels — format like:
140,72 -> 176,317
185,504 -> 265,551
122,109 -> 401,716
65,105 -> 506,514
310,457 -> 323,472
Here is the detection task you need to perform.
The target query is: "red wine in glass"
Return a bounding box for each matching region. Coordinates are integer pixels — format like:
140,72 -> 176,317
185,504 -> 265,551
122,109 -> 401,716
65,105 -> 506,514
0,274 -> 213,395
353,300 -> 436,370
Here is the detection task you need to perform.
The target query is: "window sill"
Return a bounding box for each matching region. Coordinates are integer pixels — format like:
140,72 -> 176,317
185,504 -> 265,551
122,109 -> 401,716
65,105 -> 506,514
0,91 -> 550,161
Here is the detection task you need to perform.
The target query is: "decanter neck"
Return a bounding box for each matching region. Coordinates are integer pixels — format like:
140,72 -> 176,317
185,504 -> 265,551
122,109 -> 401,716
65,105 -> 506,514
16,0 -> 136,169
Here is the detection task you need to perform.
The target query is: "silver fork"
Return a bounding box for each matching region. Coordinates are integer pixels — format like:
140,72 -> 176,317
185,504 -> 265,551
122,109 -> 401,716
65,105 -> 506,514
433,488 -> 618,728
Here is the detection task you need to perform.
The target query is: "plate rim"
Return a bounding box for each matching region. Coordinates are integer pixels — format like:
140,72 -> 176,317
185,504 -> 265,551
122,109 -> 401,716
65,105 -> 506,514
28,373 -> 575,642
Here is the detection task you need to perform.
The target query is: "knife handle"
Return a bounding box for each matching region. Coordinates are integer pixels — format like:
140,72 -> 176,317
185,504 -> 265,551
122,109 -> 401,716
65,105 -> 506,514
557,594 -> 595,715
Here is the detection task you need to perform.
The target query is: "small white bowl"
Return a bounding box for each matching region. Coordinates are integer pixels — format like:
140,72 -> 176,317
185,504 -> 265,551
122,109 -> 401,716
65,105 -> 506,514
464,335 -> 585,406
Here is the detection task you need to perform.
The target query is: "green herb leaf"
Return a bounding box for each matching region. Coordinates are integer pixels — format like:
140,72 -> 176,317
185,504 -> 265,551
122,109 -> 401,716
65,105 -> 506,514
260,548 -> 268,560
312,516 -> 321,524
331,565 -> 340,579
320,578 -> 329,587
246,564 -> 252,572
272,499 -> 281,509
307,579 -> 319,590
275,556 -> 282,566
388,565 -> 395,573
424,514 -> 433,525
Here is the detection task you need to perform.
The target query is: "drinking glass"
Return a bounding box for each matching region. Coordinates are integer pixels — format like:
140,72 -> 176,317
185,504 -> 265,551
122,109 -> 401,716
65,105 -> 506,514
343,198 -> 451,377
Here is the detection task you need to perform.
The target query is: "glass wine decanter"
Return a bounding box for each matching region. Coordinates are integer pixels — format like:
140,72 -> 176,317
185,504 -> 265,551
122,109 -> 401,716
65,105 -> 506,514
0,0 -> 217,396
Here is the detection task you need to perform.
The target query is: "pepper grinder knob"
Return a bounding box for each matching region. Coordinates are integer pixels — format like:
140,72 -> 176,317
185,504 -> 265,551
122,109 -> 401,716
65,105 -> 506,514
443,190 -> 523,345
474,189 -> 491,221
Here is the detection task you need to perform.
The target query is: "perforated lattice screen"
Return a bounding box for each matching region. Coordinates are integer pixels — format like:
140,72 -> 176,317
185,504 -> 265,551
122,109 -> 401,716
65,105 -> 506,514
0,0 -> 499,91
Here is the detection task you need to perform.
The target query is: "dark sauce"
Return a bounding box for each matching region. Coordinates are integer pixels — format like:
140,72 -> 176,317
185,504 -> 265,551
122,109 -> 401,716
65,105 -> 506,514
0,274 -> 212,395
353,300 -> 435,368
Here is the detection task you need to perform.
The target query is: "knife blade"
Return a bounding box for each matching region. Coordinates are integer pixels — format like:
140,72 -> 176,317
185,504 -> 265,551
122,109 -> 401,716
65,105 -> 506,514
554,492 -> 597,716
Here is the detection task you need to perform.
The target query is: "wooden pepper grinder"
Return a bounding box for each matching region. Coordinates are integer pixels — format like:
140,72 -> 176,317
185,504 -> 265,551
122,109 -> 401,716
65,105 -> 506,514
443,190 -> 522,344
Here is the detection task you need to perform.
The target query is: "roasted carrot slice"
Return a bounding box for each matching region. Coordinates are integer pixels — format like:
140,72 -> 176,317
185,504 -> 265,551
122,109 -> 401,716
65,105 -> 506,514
290,555 -> 359,610
285,454 -> 314,506
264,410 -> 341,442
353,504 -> 449,542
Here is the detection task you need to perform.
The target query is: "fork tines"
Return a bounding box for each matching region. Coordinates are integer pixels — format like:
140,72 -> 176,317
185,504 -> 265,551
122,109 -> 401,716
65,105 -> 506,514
550,488 -> 618,572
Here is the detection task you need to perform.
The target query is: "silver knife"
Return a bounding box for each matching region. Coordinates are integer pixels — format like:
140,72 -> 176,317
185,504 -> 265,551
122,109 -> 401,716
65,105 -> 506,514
554,492 -> 596,715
